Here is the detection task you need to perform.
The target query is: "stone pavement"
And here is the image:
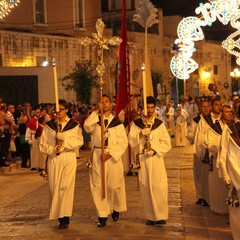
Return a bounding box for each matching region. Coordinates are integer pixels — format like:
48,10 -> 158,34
0,145 -> 233,240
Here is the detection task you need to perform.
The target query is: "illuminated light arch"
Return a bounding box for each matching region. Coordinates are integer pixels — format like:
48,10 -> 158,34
0,0 -> 20,19
170,0 -> 240,80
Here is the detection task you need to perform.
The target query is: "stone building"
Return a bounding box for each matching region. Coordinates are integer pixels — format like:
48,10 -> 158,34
0,0 -> 232,105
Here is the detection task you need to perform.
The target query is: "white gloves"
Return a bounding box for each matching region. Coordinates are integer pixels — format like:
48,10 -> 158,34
142,127 -> 150,136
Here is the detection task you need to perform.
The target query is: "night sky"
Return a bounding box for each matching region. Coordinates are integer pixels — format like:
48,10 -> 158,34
151,0 -> 235,41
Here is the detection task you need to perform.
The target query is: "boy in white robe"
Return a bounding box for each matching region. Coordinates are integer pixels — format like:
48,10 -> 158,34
84,94 -> 128,228
128,96 -> 172,226
39,99 -> 83,229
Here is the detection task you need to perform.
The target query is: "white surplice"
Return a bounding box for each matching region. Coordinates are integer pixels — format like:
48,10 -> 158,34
39,118 -> 83,220
226,137 -> 240,240
84,111 -> 128,217
204,120 -> 228,214
128,117 -> 172,221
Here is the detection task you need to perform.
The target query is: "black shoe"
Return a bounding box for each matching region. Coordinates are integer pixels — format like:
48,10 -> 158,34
58,217 -> 69,229
111,210 -> 119,222
195,198 -> 203,204
97,217 -> 107,228
155,220 -> 166,226
31,168 -> 37,171
126,171 -> 133,176
145,220 -> 155,225
201,199 -> 209,207
0,161 -> 10,167
21,164 -> 30,168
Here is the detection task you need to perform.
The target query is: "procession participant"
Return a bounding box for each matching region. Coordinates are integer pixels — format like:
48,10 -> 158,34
194,98 -> 221,206
175,106 -> 187,147
218,101 -> 240,186
225,129 -> 240,240
204,105 -> 232,214
39,99 -> 83,229
84,94 -> 128,228
25,107 -> 41,170
166,100 -> 175,138
128,96 -> 171,226
187,100 -> 210,205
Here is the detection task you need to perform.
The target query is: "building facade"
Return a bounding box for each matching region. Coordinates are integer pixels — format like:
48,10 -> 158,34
0,0 -> 232,105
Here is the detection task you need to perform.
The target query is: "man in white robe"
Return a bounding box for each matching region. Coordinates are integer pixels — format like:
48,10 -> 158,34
204,105 -> 232,214
194,98 -> 221,206
128,96 -> 172,226
218,101 -> 240,185
187,100 -> 209,205
39,99 -> 83,229
226,130 -> 240,240
84,94 -> 128,228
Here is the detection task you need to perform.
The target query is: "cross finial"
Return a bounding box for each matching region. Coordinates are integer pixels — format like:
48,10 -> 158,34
79,19 -> 122,94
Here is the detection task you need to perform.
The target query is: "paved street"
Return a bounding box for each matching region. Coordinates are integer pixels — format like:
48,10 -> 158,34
0,145 -> 233,240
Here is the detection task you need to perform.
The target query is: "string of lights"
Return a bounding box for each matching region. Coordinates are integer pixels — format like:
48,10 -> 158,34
0,0 -> 20,19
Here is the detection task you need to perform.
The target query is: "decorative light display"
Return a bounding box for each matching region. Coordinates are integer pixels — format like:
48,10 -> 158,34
0,0 -> 20,20
171,0 -> 240,80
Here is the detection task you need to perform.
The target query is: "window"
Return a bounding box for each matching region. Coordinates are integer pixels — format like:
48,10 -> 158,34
35,0 -> 46,24
213,65 -> 218,75
75,0 -> 85,28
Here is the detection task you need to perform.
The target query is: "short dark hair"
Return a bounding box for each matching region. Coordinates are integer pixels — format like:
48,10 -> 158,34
59,99 -> 68,109
211,98 -> 221,106
102,94 -> 111,103
146,96 -> 156,106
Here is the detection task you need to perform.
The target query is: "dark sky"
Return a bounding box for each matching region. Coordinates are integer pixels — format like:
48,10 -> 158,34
151,0 -> 235,41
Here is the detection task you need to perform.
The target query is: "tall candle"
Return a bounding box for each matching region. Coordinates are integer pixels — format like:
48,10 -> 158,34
52,58 -> 59,112
141,63 -> 147,116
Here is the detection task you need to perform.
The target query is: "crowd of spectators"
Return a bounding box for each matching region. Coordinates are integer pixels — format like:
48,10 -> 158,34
0,98 -> 93,168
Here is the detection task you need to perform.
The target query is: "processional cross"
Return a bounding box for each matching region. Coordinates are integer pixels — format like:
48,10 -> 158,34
79,19 -> 122,198
79,18 -> 122,94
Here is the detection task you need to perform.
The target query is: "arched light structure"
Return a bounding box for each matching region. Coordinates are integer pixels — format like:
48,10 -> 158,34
171,0 -> 240,80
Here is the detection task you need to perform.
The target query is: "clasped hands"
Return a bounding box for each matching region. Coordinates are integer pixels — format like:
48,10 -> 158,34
100,152 -> 111,162
55,132 -> 65,153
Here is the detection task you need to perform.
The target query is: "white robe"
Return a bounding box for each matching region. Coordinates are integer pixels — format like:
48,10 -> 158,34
218,122 -> 237,184
175,115 -> 187,147
226,137 -> 240,240
39,119 -> 83,220
26,126 -> 43,169
204,121 -> 228,214
187,116 -> 202,200
84,111 -> 128,217
194,115 -> 220,204
166,107 -> 175,136
128,118 -> 172,221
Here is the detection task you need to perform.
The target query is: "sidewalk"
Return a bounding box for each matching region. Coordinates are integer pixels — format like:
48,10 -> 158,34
0,146 -> 232,240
